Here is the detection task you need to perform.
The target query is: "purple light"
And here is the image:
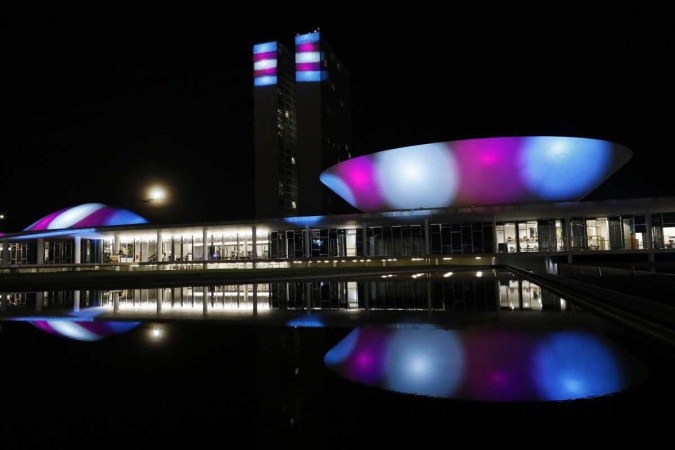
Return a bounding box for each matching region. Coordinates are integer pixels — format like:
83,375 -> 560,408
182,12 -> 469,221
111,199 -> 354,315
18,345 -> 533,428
296,42 -> 318,52
321,136 -> 633,212
454,137 -> 528,205
296,62 -> 322,72
24,208 -> 68,231
70,206 -> 117,228
340,328 -> 391,386
253,51 -> 276,62
24,203 -> 147,231
325,326 -> 647,402
253,41 -> 278,87
28,319 -> 141,341
323,156 -> 382,211
295,32 -> 325,83
462,329 -> 538,401
254,68 -> 277,77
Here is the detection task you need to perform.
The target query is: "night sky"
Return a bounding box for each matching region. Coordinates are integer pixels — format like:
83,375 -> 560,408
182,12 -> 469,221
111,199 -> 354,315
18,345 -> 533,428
2,4 -> 673,232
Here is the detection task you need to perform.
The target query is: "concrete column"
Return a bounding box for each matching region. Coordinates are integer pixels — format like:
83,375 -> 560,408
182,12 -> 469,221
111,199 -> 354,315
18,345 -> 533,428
36,239 -> 45,265
1,241 -> 9,266
304,225 -> 311,258
73,290 -> 80,312
202,227 -> 208,269
645,211 -> 663,272
645,211 -> 653,250
565,216 -> 573,263
156,288 -> 162,314
203,286 -> 208,316
35,291 -> 43,311
424,219 -> 430,256
114,291 -> 120,313
114,233 -> 120,255
252,225 -> 257,258
362,224 -> 368,257
156,230 -> 163,271
253,283 -> 258,316
492,216 -> 498,254
563,216 -> 571,252
73,236 -> 81,266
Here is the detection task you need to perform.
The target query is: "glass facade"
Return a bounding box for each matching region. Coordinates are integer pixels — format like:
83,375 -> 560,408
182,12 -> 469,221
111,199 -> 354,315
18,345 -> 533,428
2,210 -> 675,268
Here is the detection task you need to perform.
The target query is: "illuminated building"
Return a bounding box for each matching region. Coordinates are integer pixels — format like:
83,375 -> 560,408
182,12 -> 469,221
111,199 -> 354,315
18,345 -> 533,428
253,30 -> 352,219
253,40 -> 298,219
3,34 -> 675,272
294,30 -> 353,216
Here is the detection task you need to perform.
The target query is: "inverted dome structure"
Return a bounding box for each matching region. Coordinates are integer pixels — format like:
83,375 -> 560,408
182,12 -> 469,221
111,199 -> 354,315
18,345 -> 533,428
320,136 -> 633,212
28,319 -> 141,342
24,203 -> 148,231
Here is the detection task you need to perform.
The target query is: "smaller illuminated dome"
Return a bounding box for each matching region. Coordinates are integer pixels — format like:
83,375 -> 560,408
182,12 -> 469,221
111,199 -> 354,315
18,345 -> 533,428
24,203 -> 148,231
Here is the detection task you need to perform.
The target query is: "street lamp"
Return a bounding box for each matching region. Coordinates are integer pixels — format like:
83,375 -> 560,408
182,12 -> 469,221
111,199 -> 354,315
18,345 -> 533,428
143,186 -> 168,204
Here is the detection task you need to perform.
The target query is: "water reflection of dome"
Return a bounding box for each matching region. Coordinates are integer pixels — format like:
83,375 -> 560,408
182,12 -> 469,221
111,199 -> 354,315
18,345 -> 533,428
320,136 -> 633,212
28,319 -> 141,342
324,326 -> 648,402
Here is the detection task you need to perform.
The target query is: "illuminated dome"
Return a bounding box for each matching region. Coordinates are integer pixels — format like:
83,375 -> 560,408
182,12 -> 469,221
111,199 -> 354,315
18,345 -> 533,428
24,203 -> 148,231
320,136 -> 633,212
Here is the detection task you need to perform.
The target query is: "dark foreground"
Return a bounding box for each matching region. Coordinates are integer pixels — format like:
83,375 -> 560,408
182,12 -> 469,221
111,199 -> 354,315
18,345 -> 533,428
1,316 -> 673,447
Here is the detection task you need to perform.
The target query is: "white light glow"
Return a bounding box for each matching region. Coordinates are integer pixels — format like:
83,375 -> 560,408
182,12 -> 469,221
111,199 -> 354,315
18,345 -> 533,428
295,51 -> 321,63
50,203 -> 104,229
254,59 -> 277,70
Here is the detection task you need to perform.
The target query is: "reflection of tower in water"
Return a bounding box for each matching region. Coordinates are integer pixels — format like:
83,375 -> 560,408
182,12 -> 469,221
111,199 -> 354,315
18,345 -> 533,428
255,324 -> 337,445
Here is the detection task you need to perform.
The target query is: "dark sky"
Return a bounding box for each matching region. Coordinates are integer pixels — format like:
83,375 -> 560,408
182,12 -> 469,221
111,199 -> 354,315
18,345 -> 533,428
2,4 -> 673,232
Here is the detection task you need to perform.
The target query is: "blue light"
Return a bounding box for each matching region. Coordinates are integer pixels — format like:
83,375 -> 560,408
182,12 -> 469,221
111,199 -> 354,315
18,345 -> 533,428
296,71 -> 326,82
533,331 -> 624,400
295,32 -> 320,44
287,313 -> 324,328
319,173 -> 356,206
384,329 -> 465,398
254,76 -> 277,87
107,209 -> 149,226
11,228 -> 99,240
522,137 -> 612,200
324,328 -> 360,366
375,143 -> 459,210
284,215 -> 323,226
253,41 -> 277,54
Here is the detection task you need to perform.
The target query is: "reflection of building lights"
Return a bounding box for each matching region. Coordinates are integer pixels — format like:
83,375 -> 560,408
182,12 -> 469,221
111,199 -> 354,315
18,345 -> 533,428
443,272 -> 454,277
476,271 -> 483,277
147,324 -> 165,341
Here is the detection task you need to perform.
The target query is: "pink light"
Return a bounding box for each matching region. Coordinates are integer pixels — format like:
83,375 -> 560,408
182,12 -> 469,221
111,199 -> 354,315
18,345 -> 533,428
338,156 -> 383,210
296,42 -> 318,52
254,68 -> 277,77
454,137 -> 527,205
25,208 -> 67,231
295,62 -> 321,72
253,51 -> 276,62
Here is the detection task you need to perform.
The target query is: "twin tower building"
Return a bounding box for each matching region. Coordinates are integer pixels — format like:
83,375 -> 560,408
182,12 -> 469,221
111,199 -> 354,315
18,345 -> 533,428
253,30 -> 353,219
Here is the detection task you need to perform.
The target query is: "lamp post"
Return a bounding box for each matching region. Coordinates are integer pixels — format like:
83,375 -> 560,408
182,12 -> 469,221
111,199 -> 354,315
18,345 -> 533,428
142,186 -> 167,204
